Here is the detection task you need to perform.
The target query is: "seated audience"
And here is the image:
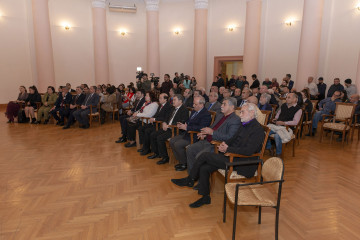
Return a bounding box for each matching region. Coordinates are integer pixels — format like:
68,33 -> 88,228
62,86 -> 86,129
121,86 -> 135,111
220,89 -> 232,103
66,83 -> 76,93
204,92 -> 221,114
36,86 -> 58,124
171,103 -> 264,208
247,96 -> 259,105
259,85 -> 279,106
301,89 -> 313,122
197,87 -> 209,102
170,96 -> 212,171
233,88 -> 242,102
138,93 -> 172,155
183,88 -> 193,108
125,92 -> 159,148
186,97 -> 241,173
5,86 -> 28,123
160,74 -> 173,95
116,90 -> 145,143
262,78 -> 272,88
317,77 -> 327,101
304,77 -> 318,100
147,94 -> 189,164
266,93 -> 302,156
237,87 -> 251,107
72,86 -> 100,129
327,78 -> 344,98
50,86 -> 72,125
250,74 -> 260,89
258,93 -> 273,111
340,90 -> 348,103
24,86 -> 41,124
100,86 -> 117,124
271,78 -> 279,88
309,91 -> 341,136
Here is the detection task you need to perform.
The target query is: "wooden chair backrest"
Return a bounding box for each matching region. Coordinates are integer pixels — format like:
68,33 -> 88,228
333,103 -> 356,123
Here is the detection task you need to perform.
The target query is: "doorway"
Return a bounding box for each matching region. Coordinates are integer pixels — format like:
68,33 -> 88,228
214,56 -> 243,87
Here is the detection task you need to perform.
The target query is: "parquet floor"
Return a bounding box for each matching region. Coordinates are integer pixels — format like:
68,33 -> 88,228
1,111 -> 360,240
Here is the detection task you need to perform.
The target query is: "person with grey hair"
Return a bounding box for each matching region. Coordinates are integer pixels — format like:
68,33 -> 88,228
171,102 -> 265,208
50,85 -> 73,125
205,91 -> 221,114
185,97 -> 241,175
170,96 -> 212,171
237,87 -> 252,107
62,86 -> 86,129
258,93 -> 273,111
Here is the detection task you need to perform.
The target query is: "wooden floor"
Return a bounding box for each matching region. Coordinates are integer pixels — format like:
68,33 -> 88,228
1,111 -> 360,240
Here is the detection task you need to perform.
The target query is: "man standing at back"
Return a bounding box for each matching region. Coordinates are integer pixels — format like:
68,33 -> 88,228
327,78 -> 344,97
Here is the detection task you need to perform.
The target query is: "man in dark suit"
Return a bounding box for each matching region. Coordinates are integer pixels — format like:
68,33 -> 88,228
258,85 -> 278,106
237,87 -> 251,107
286,74 -> 294,91
138,93 -> 172,155
62,86 -> 86,129
186,97 -> 241,173
147,94 -> 189,164
72,86 -> 100,129
171,103 -> 265,208
169,96 -> 212,171
250,74 -> 260,89
116,90 -> 145,143
204,92 -> 221,114
50,86 -> 73,125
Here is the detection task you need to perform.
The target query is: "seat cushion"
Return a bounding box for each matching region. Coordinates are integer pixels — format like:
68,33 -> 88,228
323,122 -> 350,131
218,169 -> 257,180
225,183 -> 277,207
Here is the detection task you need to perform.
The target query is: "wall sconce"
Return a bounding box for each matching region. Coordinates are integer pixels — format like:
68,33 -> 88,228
137,67 -> 142,71
356,2 -> 360,10
285,20 -> 293,26
61,22 -> 71,30
228,25 -> 235,32
174,28 -> 181,35
119,29 -> 127,36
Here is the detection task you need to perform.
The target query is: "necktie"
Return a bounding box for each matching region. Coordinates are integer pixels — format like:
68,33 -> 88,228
168,108 -> 178,125
190,111 -> 198,120
208,103 -> 213,110
84,94 -> 93,105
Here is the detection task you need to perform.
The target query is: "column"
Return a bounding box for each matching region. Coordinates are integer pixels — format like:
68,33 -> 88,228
193,0 -> 208,89
356,51 -> 360,94
31,0 -> 56,92
92,0 -> 110,85
295,0 -> 324,90
146,0 -> 160,77
243,0 -> 262,78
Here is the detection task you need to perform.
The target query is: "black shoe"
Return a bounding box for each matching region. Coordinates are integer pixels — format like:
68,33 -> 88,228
156,157 -> 169,165
125,142 -> 136,148
137,149 -> 144,152
171,176 -> 194,187
7,120 -> 14,123
312,128 -> 317,136
189,195 -> 211,208
59,122 -> 64,126
115,138 -> 127,143
31,118 -> 37,124
82,124 -> 89,129
43,120 -> 49,125
35,121 -> 41,124
175,164 -> 187,171
148,154 -> 160,159
140,150 -> 151,156
56,121 -> 61,125
193,183 -> 200,191
63,125 -> 70,129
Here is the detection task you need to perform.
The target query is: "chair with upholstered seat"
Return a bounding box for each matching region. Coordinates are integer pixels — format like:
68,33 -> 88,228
88,104 -> 101,127
320,102 -> 356,145
223,157 -> 284,240
301,100 -> 318,137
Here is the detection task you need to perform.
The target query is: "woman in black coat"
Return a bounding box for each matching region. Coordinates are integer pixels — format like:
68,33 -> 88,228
24,85 -> 41,123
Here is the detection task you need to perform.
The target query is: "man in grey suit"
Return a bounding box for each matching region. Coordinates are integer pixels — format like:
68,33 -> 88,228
204,91 -> 221,114
186,97 -> 241,173
72,86 -> 100,129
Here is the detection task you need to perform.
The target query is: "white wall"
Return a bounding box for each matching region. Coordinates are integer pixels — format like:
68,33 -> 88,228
0,0 -> 34,103
259,0 -> 303,83
207,0 -> 247,90
49,0 -> 95,88
1,0 -> 360,103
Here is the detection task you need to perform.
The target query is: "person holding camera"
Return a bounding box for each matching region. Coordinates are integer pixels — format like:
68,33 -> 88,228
160,74 -> 173,95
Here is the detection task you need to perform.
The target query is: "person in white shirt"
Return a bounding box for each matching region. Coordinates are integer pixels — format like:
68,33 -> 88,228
304,76 -> 318,99
344,79 -> 357,100
124,92 -> 159,148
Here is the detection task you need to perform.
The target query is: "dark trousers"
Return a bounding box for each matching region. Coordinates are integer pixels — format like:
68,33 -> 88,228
64,108 -> 77,127
150,129 -> 172,157
127,121 -> 142,141
189,152 -> 228,196
169,135 -> 190,164
50,107 -> 62,122
58,107 -> 71,123
119,115 -> 130,137
138,124 -> 155,147
73,108 -> 91,126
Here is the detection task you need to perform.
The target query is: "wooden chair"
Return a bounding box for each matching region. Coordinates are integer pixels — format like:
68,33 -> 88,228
301,100 -> 318,137
270,104 -> 278,122
257,110 -> 271,126
211,125 -> 271,185
320,102 -> 356,145
223,157 -> 284,240
188,110 -> 217,145
88,104 -> 101,127
269,111 -> 304,159
107,102 -> 120,122
350,114 -> 360,141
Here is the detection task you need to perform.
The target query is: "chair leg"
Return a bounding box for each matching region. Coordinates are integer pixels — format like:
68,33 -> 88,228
232,197 -> 238,240
320,128 -> 324,142
275,207 -> 280,240
258,206 -> 262,224
342,130 -> 345,146
330,130 -> 334,143
281,144 -> 285,160
223,188 -> 227,223
210,172 -> 215,193
292,140 -> 295,157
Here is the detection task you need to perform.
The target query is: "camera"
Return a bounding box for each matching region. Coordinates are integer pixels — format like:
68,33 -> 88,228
150,73 -> 160,87
136,71 -> 144,80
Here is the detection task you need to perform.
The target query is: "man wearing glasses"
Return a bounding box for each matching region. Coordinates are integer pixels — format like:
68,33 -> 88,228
309,91 -> 342,136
